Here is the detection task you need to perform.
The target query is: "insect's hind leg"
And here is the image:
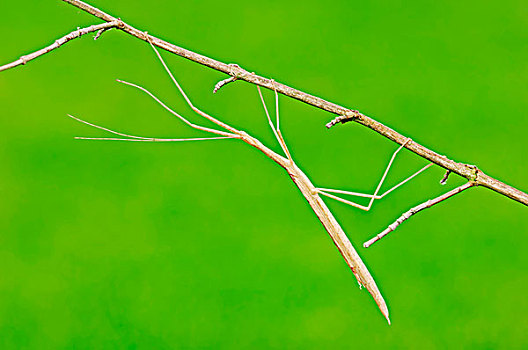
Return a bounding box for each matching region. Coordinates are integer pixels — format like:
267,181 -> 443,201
316,139 -> 431,211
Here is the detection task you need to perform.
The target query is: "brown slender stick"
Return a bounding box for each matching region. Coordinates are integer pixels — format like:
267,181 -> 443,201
363,182 -> 476,248
0,0 -> 525,206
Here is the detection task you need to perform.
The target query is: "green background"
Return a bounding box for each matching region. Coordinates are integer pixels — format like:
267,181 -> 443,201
1,0 -> 526,348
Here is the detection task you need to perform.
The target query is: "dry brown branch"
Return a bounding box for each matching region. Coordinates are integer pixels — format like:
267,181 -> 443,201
363,182 -> 476,248
1,0 -> 525,206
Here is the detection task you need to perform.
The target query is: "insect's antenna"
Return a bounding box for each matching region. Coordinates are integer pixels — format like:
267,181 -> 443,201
68,114 -> 152,140
75,136 -> 235,142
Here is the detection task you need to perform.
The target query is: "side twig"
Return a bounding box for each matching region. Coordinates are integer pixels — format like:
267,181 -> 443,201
0,21 -> 119,72
363,181 -> 476,248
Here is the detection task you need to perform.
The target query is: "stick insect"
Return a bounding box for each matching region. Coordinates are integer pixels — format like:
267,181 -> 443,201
69,38 -> 433,324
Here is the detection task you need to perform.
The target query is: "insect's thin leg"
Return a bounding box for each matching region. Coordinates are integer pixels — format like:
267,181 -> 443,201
256,83 -> 292,160
117,80 -> 238,138
316,188 -> 379,199
146,38 -> 240,135
271,80 -> 292,161
316,139 -> 420,211
316,163 -> 432,200
257,85 -> 283,147
364,138 -> 412,210
375,163 -> 432,198
318,190 -> 370,211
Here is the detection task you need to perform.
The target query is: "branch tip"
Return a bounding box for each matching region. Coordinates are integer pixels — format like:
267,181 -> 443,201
364,182 -> 475,248
0,21 -> 118,73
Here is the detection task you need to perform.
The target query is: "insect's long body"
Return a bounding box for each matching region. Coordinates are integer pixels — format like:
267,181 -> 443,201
285,162 -> 390,324
238,130 -> 389,322
70,39 -> 432,324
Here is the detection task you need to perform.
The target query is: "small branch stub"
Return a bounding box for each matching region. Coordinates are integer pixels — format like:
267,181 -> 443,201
213,76 -> 237,94
440,170 -> 451,185
325,110 -> 361,129
94,26 -> 113,40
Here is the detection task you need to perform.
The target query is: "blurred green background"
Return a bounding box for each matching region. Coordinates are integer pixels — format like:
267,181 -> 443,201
0,0 -> 527,348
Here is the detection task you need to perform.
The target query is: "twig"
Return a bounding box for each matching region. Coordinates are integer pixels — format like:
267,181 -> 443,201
0,21 -> 118,72
325,110 -> 361,128
94,25 -> 113,40
440,170 -> 451,185
213,76 -> 237,94
363,182 -> 476,248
